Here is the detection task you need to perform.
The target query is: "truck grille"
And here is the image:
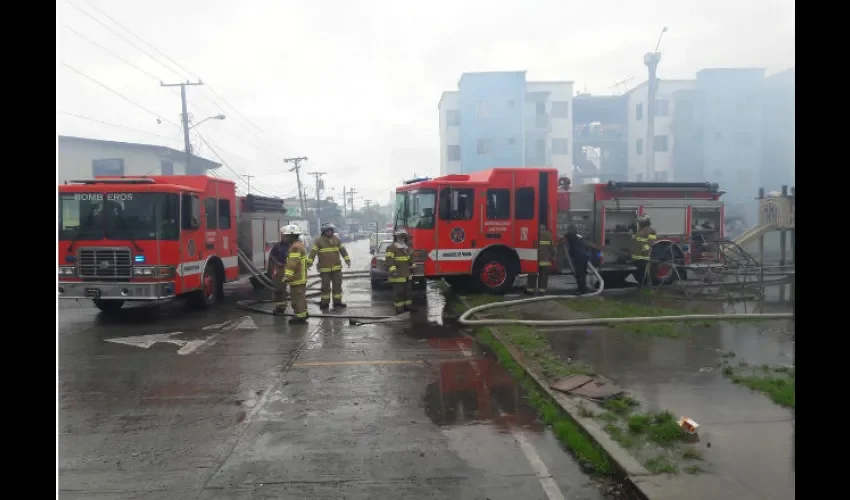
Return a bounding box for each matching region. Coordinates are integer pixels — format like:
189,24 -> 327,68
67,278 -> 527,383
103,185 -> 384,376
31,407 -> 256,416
78,248 -> 132,279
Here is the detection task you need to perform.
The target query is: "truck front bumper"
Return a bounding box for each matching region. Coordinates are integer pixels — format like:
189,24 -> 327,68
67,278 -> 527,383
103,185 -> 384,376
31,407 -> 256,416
58,281 -> 177,300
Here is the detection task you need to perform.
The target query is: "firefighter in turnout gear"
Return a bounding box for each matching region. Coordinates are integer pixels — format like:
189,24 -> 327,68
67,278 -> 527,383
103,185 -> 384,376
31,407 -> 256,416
386,229 -> 415,314
631,214 -> 657,286
526,224 -> 554,295
281,224 -> 310,324
270,228 -> 291,314
308,222 -> 351,309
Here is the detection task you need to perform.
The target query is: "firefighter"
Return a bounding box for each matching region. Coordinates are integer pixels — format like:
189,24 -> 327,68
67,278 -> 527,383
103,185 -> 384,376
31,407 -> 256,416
308,222 -> 351,309
269,228 -> 291,314
386,229 -> 415,314
563,224 -> 604,294
280,224 -> 309,324
631,214 -> 657,286
526,223 -> 554,295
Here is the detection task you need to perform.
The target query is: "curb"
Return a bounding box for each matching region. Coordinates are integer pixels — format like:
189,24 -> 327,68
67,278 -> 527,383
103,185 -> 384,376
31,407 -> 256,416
456,295 -> 655,500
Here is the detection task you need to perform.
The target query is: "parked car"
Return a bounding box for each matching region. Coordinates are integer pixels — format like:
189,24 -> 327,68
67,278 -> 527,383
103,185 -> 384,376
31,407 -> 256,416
369,239 -> 394,289
369,232 -> 392,253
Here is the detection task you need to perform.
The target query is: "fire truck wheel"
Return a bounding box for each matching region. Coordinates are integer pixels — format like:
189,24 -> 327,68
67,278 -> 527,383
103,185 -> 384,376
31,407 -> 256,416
93,299 -> 124,312
472,249 -> 519,294
191,263 -> 221,308
648,242 -> 687,285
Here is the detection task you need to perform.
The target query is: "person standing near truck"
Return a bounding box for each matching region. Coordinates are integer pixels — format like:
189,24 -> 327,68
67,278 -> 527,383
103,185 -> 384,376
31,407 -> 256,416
269,228 -> 291,314
386,229 -> 416,314
631,214 -> 657,286
308,222 -> 351,309
563,224 -> 604,294
526,224 -> 554,295
280,224 -> 309,324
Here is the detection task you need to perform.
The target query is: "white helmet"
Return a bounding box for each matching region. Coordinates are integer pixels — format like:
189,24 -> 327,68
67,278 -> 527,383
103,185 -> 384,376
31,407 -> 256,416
281,224 -> 302,236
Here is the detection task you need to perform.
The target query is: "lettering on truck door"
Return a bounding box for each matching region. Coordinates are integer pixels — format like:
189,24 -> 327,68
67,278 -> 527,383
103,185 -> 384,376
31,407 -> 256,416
436,186 -> 477,274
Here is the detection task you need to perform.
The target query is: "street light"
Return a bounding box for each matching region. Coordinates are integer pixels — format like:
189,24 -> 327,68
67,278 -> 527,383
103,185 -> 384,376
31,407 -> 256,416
189,114 -> 226,130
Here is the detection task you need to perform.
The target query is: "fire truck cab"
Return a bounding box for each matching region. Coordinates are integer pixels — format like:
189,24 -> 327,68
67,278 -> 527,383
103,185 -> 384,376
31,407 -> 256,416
59,175 -> 251,311
394,168 -> 725,293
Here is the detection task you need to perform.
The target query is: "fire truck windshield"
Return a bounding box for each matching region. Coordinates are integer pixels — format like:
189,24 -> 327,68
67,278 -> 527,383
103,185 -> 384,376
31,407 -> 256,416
395,189 -> 436,230
59,192 -> 180,241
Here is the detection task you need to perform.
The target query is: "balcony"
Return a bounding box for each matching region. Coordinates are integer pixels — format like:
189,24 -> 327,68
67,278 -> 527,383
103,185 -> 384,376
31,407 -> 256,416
573,124 -> 625,145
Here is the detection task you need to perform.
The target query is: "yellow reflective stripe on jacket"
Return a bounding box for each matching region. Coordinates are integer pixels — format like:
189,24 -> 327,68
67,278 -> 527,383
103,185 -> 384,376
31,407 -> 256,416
539,240 -> 551,245
388,266 -> 397,272
288,251 -> 303,257
648,234 -> 657,240
385,251 -> 395,258
539,261 -> 551,267
284,270 -> 294,276
318,247 -> 338,253
388,277 -> 406,283
394,256 -> 410,261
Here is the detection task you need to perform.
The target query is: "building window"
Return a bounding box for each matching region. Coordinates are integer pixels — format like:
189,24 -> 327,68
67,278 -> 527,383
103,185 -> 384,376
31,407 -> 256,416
160,160 -> 174,175
515,187 -> 535,220
446,109 -> 460,126
476,100 -> 490,118
653,135 -> 669,152
636,138 -> 644,155
552,138 -> 569,155
205,197 -> 218,229
535,101 -> 546,116
636,103 -> 643,120
438,187 -> 474,221
447,145 -> 461,162
218,199 -> 231,229
507,137 -> 516,146
92,158 -> 124,177
552,101 -> 569,118
655,99 -> 670,117
477,138 -> 491,155
486,189 -> 511,220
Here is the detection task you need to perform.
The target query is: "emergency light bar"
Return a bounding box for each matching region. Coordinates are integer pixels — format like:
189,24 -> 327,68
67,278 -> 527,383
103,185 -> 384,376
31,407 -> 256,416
403,177 -> 431,185
69,178 -> 156,185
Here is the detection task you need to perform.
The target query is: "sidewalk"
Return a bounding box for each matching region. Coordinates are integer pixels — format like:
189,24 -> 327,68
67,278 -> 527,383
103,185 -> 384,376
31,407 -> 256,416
462,294 -> 795,500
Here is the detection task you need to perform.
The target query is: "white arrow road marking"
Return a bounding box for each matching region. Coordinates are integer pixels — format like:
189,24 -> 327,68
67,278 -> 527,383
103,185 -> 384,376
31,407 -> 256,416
104,315 -> 259,355
105,333 -> 184,349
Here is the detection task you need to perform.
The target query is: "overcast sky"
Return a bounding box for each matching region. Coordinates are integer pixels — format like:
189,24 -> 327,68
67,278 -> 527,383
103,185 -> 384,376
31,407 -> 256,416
57,0 -> 795,206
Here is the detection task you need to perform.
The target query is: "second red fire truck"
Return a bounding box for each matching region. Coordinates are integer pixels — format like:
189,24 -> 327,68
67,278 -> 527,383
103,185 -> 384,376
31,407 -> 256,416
394,167 -> 725,293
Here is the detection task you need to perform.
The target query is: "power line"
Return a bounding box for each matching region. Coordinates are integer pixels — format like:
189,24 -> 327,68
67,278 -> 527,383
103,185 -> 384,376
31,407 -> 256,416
73,0 -> 279,150
63,0 -> 185,81
60,111 -> 181,143
195,132 -> 274,197
60,61 -> 180,128
60,22 -> 164,82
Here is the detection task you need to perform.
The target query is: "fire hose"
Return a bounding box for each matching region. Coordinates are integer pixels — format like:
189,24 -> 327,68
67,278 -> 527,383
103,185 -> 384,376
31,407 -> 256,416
234,247 -> 398,320
458,261 -> 794,327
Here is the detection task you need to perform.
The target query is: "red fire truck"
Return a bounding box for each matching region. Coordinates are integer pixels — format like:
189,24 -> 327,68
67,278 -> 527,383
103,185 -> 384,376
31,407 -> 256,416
58,175 -> 289,311
394,168 -> 725,293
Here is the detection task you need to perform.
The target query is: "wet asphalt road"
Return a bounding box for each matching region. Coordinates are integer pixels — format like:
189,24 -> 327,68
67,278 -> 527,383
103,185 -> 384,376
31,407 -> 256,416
59,239 -> 613,500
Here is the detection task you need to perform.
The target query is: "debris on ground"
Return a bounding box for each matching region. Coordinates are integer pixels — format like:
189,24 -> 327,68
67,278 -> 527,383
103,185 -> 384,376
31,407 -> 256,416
550,374 -> 624,400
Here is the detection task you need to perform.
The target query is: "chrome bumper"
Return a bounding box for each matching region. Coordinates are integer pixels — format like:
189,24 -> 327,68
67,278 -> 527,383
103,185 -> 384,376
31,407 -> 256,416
58,281 -> 177,300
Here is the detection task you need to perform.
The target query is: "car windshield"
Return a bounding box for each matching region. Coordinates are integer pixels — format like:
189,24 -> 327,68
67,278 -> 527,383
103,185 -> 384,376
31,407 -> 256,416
376,241 -> 392,254
59,192 -> 180,241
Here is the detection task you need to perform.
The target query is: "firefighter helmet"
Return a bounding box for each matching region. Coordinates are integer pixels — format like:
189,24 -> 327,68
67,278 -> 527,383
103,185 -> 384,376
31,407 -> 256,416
394,229 -> 409,239
321,222 -> 336,233
281,224 -> 302,236
637,214 -> 651,225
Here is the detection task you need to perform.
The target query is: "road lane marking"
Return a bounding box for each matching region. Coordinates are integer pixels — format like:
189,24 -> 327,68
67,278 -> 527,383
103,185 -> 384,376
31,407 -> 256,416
102,316 -> 257,356
455,340 -> 566,500
291,360 -> 424,367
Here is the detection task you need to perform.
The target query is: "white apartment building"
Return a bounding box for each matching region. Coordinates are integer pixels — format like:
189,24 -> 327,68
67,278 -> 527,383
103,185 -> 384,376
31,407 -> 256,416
438,72 -> 573,178
625,80 -> 695,181
438,91 -> 461,175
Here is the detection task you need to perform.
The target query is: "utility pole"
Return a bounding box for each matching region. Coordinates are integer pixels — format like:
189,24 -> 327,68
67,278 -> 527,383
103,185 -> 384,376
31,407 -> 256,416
342,186 -> 347,216
644,26 -> 667,181
364,199 -> 372,210
309,171 -> 327,232
245,174 -> 254,194
284,156 -> 309,216
347,187 -> 357,214
161,81 -> 204,171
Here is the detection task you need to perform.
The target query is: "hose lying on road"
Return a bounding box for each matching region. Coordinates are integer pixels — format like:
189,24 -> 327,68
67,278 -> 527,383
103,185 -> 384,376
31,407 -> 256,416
457,262 -> 794,328
234,247 -> 396,319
